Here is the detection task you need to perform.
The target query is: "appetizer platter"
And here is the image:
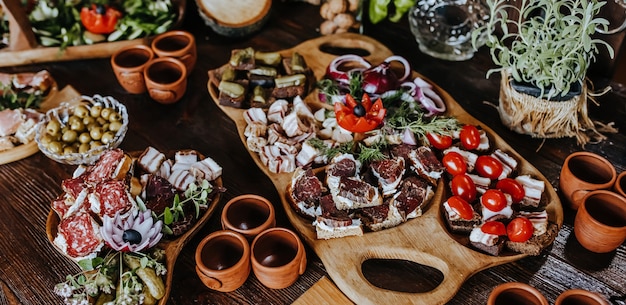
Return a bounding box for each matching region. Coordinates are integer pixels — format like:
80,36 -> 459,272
0,0 -> 185,67
208,33 -> 563,305
0,70 -> 62,164
45,146 -> 224,305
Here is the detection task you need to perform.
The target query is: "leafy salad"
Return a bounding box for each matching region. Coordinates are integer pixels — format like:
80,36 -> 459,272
26,0 -> 178,49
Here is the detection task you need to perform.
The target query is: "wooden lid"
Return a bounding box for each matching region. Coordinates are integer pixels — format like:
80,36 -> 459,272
198,0 -> 272,27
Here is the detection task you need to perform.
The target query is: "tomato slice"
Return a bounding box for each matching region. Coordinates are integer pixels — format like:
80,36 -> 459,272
459,125 -> 481,150
426,132 -> 453,150
481,189 -> 508,212
475,155 -> 503,179
481,221 -> 506,236
446,196 -> 474,220
442,151 -> 467,176
496,178 -> 526,203
450,174 -> 477,203
507,217 -> 534,242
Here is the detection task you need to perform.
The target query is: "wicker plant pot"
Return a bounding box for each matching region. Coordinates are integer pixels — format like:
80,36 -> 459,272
498,70 -> 595,144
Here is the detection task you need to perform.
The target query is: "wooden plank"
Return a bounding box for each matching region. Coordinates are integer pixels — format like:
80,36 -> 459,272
292,276 -> 354,305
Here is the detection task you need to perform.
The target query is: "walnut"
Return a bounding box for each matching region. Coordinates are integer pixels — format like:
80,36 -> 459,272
320,19 -> 339,35
328,0 -> 348,14
347,0 -> 360,12
333,13 -> 356,29
319,2 -> 336,20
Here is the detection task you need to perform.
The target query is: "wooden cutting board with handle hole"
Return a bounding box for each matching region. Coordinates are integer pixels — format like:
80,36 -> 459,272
208,32 -> 563,305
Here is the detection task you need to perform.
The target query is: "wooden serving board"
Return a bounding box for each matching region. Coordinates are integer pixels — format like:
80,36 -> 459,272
208,33 -> 563,305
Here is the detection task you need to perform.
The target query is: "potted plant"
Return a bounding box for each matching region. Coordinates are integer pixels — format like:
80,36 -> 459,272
472,0 -> 614,144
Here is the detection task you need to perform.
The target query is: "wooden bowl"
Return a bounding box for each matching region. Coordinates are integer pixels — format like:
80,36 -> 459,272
196,0 -> 272,37
46,150 -> 223,305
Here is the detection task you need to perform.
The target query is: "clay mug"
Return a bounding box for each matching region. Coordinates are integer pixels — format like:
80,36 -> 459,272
195,230 -> 250,292
555,289 -> 609,305
614,171 -> 626,198
151,30 -> 196,76
574,190 -> 626,253
250,227 -> 307,289
487,282 -> 549,305
143,57 -> 187,104
559,152 -> 617,210
221,194 -> 276,240
110,44 -> 154,94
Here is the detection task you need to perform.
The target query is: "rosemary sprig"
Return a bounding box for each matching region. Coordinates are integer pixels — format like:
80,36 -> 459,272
307,138 -> 353,160
357,142 -> 388,163
386,102 -> 460,141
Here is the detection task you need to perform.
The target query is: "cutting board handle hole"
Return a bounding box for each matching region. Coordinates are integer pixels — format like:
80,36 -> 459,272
318,43 -> 371,57
361,259 -> 444,293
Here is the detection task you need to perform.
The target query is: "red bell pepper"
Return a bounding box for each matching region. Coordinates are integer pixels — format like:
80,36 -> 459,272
80,4 -> 121,34
334,94 -> 387,133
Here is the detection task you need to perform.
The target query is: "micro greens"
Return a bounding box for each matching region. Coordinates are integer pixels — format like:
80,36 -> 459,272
158,179 -> 212,235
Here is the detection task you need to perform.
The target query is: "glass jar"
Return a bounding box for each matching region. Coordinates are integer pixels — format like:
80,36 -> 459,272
408,0 -> 489,61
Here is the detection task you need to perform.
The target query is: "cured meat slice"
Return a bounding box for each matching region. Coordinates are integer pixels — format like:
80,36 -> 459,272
61,176 -> 87,200
190,156 -> 223,181
85,149 -> 125,183
333,176 -> 382,210
359,198 -> 403,231
393,176 -> 433,219
289,168 -> 325,218
408,146 -> 444,186
143,174 -> 177,215
90,180 -> 133,218
318,194 -> 353,227
137,146 -> 166,174
370,156 -> 405,196
54,211 -> 103,259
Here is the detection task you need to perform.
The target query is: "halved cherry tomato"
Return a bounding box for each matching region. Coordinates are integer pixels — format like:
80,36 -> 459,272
481,221 -> 506,235
496,178 -> 526,204
334,94 -> 386,133
459,125 -> 481,150
481,189 -> 508,212
426,132 -> 453,150
442,151 -> 467,176
446,195 -> 474,220
507,217 -> 534,242
475,155 -> 503,179
450,174 -> 477,203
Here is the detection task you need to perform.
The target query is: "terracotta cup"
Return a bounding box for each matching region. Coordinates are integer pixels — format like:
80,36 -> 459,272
614,171 -> 626,198
574,190 -> 626,253
221,194 -> 276,240
555,289 -> 610,305
143,57 -> 187,104
151,30 -> 196,76
559,152 -> 617,210
110,44 -> 154,94
487,282 -> 549,305
195,230 -> 250,292
250,227 -> 307,289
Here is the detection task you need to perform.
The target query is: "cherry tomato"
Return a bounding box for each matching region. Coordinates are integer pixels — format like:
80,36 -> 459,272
426,132 -> 453,150
481,189 -> 508,212
496,178 -> 526,203
442,151 -> 467,176
507,217 -> 534,242
475,155 -> 503,179
481,221 -> 506,236
450,174 -> 477,203
459,125 -> 481,150
446,196 -> 474,220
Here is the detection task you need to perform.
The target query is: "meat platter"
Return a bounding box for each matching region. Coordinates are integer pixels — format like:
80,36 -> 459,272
208,33 -> 563,305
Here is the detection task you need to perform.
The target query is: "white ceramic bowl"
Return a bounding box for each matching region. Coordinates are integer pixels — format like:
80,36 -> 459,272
35,95 -> 129,165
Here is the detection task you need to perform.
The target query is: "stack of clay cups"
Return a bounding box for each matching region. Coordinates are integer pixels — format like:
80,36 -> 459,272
110,30 -> 196,104
559,151 -> 626,253
488,282 -> 610,305
195,194 -> 307,292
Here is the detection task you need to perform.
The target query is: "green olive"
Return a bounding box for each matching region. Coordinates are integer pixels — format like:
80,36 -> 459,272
63,146 -> 77,154
39,134 -> 54,145
100,108 -> 112,120
90,127 -> 103,141
108,112 -> 122,122
73,105 -> 90,118
46,119 -> 61,136
83,116 -> 95,126
90,140 -> 103,148
62,130 -> 78,143
90,105 -> 102,118
96,117 -> 107,126
68,115 -> 81,126
101,131 -> 115,145
48,141 -> 63,154
78,143 -> 90,153
109,121 -> 122,132
70,119 -> 85,132
78,132 -> 91,144
101,123 -> 110,132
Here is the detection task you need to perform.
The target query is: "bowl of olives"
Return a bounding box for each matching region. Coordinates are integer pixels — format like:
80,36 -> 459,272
35,94 -> 129,165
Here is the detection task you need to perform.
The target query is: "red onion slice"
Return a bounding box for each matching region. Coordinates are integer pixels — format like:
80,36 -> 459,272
326,54 -> 371,84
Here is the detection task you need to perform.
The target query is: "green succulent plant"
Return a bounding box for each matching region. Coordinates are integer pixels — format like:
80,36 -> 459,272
472,0 -> 614,99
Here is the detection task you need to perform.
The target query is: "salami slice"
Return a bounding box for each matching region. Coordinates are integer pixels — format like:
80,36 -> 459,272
91,180 -> 133,218
86,148 -> 124,184
61,176 -> 86,200
54,211 -> 103,259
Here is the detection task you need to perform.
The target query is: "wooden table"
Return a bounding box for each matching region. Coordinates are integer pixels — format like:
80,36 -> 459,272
1,2 -> 624,305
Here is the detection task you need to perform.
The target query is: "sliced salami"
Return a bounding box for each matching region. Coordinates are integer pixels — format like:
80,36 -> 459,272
54,211 -> 103,259
91,180 -> 133,218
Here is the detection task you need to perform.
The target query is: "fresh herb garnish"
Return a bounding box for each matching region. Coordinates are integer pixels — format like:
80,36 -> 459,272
0,84 -> 45,110
153,179 -> 212,235
357,142 -> 388,163
307,138 -> 353,161
386,102 -> 460,142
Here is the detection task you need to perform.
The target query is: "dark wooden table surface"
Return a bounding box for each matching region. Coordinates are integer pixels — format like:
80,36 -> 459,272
1,1 -> 625,305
